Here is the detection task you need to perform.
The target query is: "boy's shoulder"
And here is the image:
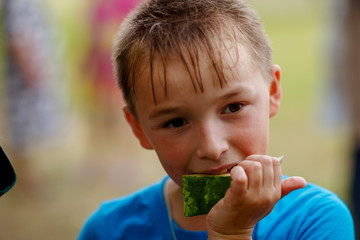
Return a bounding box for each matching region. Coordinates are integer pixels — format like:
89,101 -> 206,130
104,177 -> 166,208
280,176 -> 348,210
255,176 -> 355,239
78,177 -> 170,240
94,176 -> 168,221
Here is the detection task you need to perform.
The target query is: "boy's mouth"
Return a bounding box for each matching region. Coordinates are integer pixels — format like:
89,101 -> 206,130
191,163 -> 238,175
217,164 -> 237,174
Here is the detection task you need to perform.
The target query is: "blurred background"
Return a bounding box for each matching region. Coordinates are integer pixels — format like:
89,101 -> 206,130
0,0 -> 358,239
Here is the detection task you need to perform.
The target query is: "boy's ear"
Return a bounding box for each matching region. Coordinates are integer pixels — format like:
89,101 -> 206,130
123,107 -> 153,150
269,65 -> 282,118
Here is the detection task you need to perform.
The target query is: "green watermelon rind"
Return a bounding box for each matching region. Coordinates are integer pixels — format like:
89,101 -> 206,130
182,174 -> 231,217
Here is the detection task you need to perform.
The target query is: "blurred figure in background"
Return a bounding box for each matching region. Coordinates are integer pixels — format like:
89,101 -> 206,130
1,0 -> 66,195
80,0 -> 143,167
330,0 -> 360,236
83,0 -> 143,123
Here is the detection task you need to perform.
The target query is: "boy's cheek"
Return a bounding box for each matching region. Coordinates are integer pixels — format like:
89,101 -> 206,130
232,127 -> 269,155
155,143 -> 189,170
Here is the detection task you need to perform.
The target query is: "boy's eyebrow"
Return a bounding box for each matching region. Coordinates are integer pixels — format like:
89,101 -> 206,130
218,85 -> 255,100
149,107 -> 182,120
148,86 -> 254,120
220,91 -> 242,100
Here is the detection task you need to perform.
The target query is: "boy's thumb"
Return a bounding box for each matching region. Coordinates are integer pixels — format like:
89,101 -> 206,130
281,176 -> 307,198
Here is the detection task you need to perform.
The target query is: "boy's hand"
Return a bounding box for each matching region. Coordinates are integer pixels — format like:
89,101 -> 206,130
206,155 -> 306,240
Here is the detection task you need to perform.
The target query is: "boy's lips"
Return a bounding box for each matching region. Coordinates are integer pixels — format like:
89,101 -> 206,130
192,163 -> 239,175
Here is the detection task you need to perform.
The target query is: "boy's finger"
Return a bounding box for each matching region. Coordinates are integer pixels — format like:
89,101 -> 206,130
229,166 -> 248,199
273,157 -> 282,190
281,176 -> 307,198
245,155 -> 275,188
260,156 -> 274,188
239,160 -> 263,191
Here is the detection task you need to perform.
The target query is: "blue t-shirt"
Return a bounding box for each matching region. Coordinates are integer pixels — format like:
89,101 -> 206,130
78,176 -> 355,240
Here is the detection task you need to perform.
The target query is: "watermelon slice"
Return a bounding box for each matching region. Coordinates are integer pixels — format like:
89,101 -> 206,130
182,156 -> 284,217
182,174 -> 231,217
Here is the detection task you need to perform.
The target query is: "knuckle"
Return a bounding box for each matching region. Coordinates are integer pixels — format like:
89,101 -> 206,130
260,156 -> 273,167
233,172 -> 247,185
252,161 -> 262,171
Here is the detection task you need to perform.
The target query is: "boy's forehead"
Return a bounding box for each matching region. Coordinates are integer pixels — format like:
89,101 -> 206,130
133,41 -> 259,100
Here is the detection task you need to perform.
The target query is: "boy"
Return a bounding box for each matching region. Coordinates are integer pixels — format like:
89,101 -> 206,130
78,0 -> 355,239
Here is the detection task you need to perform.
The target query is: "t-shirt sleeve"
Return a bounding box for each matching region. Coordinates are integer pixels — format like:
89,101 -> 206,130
77,210 -> 101,240
298,193 -> 355,240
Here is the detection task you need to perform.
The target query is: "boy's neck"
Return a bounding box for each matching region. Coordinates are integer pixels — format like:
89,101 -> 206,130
166,179 -> 207,232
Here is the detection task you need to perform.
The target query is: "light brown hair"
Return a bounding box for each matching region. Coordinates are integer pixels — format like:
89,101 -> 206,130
112,0 -> 272,115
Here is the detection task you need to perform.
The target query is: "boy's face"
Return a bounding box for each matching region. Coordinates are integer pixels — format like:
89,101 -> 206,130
125,43 -> 282,187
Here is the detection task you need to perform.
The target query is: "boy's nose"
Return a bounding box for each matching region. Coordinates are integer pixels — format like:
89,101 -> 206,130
195,121 -> 229,161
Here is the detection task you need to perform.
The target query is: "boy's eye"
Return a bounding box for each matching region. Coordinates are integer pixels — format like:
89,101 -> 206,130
164,118 -> 188,128
222,103 -> 243,113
